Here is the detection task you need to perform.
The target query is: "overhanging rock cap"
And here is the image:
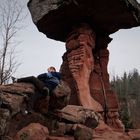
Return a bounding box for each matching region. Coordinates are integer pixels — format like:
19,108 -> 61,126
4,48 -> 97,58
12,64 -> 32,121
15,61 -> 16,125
28,0 -> 140,42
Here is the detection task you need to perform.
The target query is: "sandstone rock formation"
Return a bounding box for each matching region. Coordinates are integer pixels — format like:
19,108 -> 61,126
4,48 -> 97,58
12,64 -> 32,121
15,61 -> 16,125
0,82 -> 100,140
65,24 -> 103,112
1,0 -> 140,140
0,82 -> 139,140
27,0 -> 140,132
60,23 -> 124,132
28,0 -> 140,42
0,73 -> 139,139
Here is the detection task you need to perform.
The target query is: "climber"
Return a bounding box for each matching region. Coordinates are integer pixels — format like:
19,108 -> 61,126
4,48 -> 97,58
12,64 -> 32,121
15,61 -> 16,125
37,66 -> 61,93
17,66 -> 61,94
17,66 -> 61,114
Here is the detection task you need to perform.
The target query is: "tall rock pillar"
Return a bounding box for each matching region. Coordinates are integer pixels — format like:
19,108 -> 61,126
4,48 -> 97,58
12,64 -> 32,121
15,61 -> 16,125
60,23 -> 124,131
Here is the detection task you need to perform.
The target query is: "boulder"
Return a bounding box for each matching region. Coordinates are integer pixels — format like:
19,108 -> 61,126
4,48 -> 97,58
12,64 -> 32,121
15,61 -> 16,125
74,124 -> 93,140
56,105 -> 99,129
0,92 -> 24,115
14,123 -> 49,140
28,0 -> 140,42
0,83 -> 35,95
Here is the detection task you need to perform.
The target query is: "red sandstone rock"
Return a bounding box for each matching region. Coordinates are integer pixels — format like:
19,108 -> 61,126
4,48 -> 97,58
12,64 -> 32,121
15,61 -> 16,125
36,80 -> 71,113
0,83 -> 35,95
27,0 -> 140,136
56,105 -> 99,129
6,112 -> 46,138
60,23 -> 123,131
1,0 -> 140,137
74,124 -> 93,140
14,123 -> 49,140
66,24 -> 103,112
93,120 -> 130,140
0,92 -> 24,115
0,83 -> 140,140
127,129 -> 140,139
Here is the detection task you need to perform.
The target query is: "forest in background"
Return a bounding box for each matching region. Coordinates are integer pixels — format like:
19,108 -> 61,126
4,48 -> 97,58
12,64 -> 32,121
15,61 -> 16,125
110,69 -> 140,129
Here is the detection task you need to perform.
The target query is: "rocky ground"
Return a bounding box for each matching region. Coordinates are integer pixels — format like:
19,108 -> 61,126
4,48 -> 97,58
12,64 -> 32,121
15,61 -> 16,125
0,82 -> 140,140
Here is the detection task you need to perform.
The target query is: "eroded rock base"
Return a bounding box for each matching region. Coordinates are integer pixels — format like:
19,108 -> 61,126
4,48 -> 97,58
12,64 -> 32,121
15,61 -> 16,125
0,83 -> 140,140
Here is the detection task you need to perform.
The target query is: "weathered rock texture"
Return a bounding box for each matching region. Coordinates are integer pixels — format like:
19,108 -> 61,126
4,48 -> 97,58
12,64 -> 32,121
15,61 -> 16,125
59,23 -> 123,132
0,82 -> 69,137
0,82 -> 139,140
0,82 -> 100,140
14,123 -> 49,140
65,24 -> 103,112
28,0 -> 140,42
27,0 -> 140,127
0,0 -> 139,140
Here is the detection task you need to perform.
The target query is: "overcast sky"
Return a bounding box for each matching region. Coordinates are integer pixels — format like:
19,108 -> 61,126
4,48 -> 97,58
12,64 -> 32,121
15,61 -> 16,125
13,0 -> 140,79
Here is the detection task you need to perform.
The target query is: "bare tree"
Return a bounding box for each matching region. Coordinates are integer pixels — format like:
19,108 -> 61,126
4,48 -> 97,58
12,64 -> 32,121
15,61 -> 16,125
0,0 -> 27,84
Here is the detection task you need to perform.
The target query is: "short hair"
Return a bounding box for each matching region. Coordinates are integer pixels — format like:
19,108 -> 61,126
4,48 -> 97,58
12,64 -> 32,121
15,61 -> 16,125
47,66 -> 56,72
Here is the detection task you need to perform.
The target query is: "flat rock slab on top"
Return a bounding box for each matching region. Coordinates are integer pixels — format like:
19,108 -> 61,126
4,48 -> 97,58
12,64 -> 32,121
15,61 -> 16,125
28,0 -> 140,42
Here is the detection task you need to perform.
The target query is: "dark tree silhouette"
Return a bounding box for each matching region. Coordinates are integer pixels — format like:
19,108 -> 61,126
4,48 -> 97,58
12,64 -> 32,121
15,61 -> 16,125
111,69 -> 140,129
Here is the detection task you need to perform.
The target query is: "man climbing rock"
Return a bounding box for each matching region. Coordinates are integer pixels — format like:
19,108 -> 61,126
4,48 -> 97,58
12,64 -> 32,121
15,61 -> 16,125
17,66 -> 61,114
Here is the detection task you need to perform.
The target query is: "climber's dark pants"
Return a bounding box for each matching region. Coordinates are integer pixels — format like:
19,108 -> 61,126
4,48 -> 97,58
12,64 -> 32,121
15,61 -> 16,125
17,76 -> 45,93
17,76 -> 49,110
